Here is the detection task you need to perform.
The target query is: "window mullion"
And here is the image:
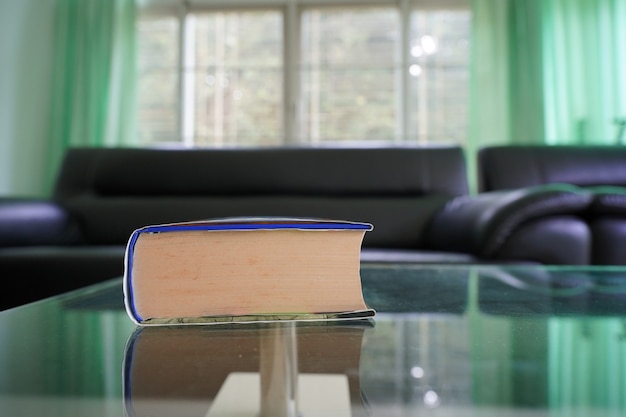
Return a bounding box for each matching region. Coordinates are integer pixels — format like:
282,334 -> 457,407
284,1 -> 301,144
399,0 -> 410,143
178,3 -> 196,147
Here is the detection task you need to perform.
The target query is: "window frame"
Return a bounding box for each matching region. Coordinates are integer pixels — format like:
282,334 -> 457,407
136,0 -> 470,146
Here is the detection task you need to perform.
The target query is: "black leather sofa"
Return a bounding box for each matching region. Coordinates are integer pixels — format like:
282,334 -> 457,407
0,146 -> 593,310
478,145 -> 626,265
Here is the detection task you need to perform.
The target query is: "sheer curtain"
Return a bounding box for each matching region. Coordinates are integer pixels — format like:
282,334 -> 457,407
45,0 -> 137,191
548,318 -> 626,410
0,1 -> 56,196
542,0 -> 626,144
469,0 -> 626,151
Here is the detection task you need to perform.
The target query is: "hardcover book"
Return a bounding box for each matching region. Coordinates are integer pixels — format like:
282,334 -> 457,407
123,217 -> 375,325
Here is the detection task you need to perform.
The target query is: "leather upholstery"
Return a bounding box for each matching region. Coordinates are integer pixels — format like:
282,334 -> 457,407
590,217 -> 626,265
54,147 -> 469,248
0,198 -> 81,247
81,147 -> 468,196
479,145 -> 626,265
493,216 -> 592,265
1,145 -> 604,310
478,145 -> 626,192
426,184 -> 593,264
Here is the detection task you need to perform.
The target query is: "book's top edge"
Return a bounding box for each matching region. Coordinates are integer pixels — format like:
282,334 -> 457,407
134,217 -> 374,233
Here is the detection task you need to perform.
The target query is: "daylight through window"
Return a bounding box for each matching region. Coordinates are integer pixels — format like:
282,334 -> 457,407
136,0 -> 471,147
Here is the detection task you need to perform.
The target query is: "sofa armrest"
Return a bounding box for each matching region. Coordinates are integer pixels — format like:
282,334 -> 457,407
0,198 -> 81,247
425,184 -> 593,257
587,185 -> 626,214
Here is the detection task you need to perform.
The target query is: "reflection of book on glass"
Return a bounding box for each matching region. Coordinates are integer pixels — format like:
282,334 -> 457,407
123,217 -> 375,325
123,322 -> 372,417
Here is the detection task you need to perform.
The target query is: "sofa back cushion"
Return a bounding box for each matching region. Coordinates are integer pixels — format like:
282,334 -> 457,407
53,146 -> 469,248
478,145 -> 626,191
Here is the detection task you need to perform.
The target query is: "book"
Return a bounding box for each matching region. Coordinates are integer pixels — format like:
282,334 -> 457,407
122,322 -> 373,417
123,217 -> 375,325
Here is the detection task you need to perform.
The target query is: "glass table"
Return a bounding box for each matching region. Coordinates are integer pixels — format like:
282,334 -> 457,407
1,263 -> 625,416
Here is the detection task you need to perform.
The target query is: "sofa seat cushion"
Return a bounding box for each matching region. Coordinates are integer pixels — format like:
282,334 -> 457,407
588,185 -> 626,214
493,216 -> 591,265
360,248 -> 476,264
589,217 -> 626,265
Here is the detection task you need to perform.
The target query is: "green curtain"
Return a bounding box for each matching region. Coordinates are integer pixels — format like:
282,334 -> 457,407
469,0 -> 626,152
46,0 -> 137,192
466,0 -> 545,192
542,0 -> 626,144
468,0 -> 545,152
0,299 -> 135,397
548,318 -> 626,411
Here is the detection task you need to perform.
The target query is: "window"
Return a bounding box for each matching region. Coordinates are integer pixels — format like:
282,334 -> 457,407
191,10 -> 283,146
136,0 -> 471,147
136,12 -> 179,144
408,9 -> 471,144
301,7 -> 399,143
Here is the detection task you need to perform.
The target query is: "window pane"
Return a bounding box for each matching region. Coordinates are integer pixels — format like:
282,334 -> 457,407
409,8 -> 471,144
134,3 -> 472,147
192,11 -> 283,146
301,7 -> 399,143
136,14 -> 179,145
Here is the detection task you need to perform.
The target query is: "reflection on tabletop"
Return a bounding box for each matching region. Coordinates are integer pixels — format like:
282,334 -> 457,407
1,264 -> 625,416
123,321 -> 372,417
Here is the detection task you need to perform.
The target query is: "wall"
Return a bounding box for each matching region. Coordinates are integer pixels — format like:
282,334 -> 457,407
0,0 -> 55,196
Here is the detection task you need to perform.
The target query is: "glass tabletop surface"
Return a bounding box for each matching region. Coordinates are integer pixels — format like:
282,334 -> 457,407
1,263 -> 625,416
